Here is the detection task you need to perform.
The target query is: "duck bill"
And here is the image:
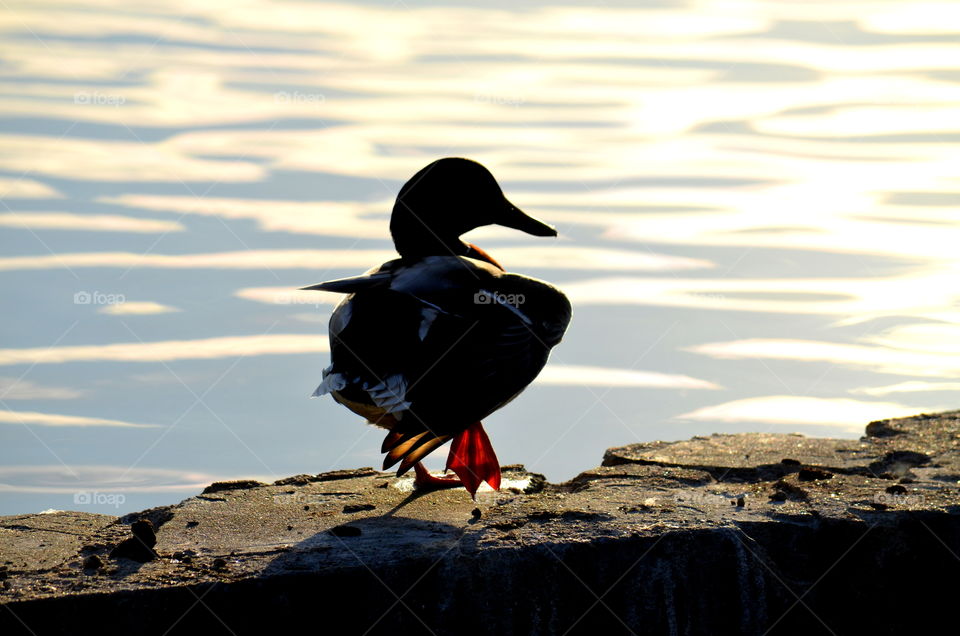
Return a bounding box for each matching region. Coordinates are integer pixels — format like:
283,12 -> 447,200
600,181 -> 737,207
496,200 -> 557,237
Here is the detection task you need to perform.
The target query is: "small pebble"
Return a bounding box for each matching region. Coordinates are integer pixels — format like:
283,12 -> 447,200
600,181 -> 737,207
110,518 -> 158,562
131,519 -> 156,545
213,558 -> 227,569
798,468 -> 832,482
82,555 -> 103,571
471,508 -> 482,520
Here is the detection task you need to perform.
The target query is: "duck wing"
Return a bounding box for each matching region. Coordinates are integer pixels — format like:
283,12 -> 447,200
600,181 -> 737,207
377,310 -> 553,473
381,273 -> 571,471
407,274 -> 570,420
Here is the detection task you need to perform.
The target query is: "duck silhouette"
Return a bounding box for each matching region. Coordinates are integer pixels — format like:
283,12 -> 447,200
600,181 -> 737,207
303,158 -> 571,497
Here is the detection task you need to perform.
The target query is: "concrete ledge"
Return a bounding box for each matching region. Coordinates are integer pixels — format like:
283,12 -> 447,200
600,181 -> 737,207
2,411 -> 958,635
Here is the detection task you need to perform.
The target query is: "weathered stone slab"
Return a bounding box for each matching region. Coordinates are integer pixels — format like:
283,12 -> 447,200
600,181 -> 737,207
1,413 -> 958,635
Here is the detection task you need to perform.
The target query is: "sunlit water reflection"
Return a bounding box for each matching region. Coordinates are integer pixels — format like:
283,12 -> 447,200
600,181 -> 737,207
2,0 -> 958,514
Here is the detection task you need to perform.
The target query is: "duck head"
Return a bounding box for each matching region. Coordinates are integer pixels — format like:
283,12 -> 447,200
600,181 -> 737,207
390,157 -> 556,258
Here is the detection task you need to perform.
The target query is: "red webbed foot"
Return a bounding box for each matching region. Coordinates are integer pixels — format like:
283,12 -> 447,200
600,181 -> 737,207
413,462 -> 462,490
446,421 -> 501,499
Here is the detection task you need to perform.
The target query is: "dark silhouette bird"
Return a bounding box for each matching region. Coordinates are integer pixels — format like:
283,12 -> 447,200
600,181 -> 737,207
303,158 -> 571,497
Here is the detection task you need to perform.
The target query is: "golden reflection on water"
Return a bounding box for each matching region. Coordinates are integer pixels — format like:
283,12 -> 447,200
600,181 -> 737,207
0,409 -> 158,428
1,0 -> 959,507
0,334 -> 330,365
677,396 -> 926,432
0,464 -> 244,493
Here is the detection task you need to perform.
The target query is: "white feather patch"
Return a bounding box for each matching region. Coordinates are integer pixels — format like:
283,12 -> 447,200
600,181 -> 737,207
311,365 -> 346,397
366,373 -> 411,414
418,307 -> 439,341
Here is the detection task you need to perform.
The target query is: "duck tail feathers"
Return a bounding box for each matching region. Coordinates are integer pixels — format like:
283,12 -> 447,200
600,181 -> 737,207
382,430 -> 451,474
300,271 -> 391,294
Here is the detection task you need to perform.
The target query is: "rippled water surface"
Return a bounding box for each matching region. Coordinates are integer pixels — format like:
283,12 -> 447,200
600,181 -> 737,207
2,0 -> 958,514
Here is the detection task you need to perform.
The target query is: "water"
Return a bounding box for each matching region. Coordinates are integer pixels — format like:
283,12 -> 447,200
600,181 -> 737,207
1,0 -> 958,515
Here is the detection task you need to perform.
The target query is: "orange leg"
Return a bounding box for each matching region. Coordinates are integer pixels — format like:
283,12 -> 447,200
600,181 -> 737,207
413,462 -> 462,490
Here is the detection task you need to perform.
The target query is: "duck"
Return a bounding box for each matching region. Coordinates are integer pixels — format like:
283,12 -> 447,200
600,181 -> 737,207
302,158 -> 571,498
